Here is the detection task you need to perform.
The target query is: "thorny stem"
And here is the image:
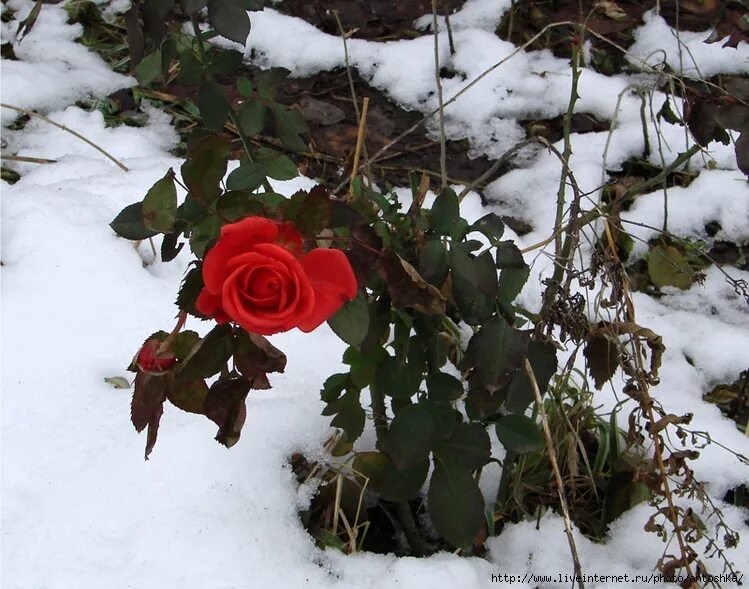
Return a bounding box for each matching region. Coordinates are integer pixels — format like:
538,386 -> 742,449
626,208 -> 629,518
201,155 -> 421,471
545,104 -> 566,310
431,0 -> 448,189
1,103 -> 129,171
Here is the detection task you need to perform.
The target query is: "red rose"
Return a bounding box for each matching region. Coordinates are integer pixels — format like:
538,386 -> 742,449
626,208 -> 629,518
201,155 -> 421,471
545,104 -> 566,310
136,339 -> 176,374
195,216 -> 357,335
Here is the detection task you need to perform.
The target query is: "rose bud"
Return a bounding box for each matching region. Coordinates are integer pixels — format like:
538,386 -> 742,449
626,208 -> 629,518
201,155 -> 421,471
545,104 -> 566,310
136,339 -> 176,374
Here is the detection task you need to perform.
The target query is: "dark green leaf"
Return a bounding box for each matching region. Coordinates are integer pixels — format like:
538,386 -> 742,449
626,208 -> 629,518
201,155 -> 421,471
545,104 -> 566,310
226,162 -> 266,191
207,0 -> 250,44
320,373 -> 349,403
176,324 -> 233,382
216,190 -> 265,220
427,465 -> 485,548
469,213 -> 505,243
189,214 -> 222,257
328,293 -> 369,348
124,7 -> 145,68
197,79 -> 229,132
209,48 -> 243,76
176,46 -> 202,85
505,340 -> 558,413
176,265 -> 205,315
143,0 -> 173,45
264,154 -> 298,180
142,170 -> 177,233
255,67 -> 290,98
237,76 -> 253,97
180,0 -> 208,15
181,133 -> 232,202
172,330 -> 201,360
434,423 -> 491,472
374,355 -> 423,400
385,402 -> 438,470
426,371 -> 464,402
161,229 -> 185,262
238,100 -> 266,136
324,388 -> 365,442
494,414 -> 545,454
419,238 -> 449,286
429,187 -> 459,235
270,104 -> 309,152
496,240 -> 530,303
353,452 -> 429,501
168,379 -> 209,413
449,247 -> 497,325
110,202 -> 159,240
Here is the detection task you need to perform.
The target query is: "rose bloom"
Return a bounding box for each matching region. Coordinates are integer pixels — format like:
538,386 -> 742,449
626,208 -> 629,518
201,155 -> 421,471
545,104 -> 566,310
195,216 -> 357,335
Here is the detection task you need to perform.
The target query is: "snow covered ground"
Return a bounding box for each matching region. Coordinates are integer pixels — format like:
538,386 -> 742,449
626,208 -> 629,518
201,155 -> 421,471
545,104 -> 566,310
2,0 -> 749,587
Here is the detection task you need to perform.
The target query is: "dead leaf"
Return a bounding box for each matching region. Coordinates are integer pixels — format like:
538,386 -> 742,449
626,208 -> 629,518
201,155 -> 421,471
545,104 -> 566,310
131,372 -> 169,459
376,249 -> 446,315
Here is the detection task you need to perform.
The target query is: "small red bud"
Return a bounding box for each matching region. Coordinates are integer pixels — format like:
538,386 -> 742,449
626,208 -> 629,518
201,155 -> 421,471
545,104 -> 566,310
136,339 -> 176,374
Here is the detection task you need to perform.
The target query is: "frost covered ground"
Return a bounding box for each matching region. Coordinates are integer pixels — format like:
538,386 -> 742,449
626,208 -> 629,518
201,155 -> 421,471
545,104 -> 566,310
2,0 -> 749,587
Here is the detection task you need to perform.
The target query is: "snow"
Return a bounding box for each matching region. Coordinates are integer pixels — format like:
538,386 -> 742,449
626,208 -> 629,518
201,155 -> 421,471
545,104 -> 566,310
2,0 -> 749,587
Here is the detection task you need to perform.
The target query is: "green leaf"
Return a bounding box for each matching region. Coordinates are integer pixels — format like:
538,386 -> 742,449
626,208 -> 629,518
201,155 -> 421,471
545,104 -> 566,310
181,133 -> 232,203
142,0 -> 173,45
175,324 -> 233,382
189,214 -> 221,258
505,340 -> 558,414
172,330 -> 201,359
197,79 -> 229,132
647,244 -> 693,290
180,0 -> 207,15
419,238 -> 449,286
374,355 -> 423,400
496,240 -> 530,303
494,414 -> 545,454
134,49 -> 162,86
328,293 -> 369,348
353,452 -> 429,502
237,76 -> 253,97
209,49 -> 243,76
255,67 -> 290,98
142,171 -> 178,233
469,213 -> 505,243
434,422 -> 491,472
226,162 -> 266,191
448,247 -> 497,325
238,99 -> 266,137
320,373 -> 350,403
429,187 -> 459,235
176,265 -> 205,315
176,46 -> 202,85
342,346 -> 385,389
264,154 -> 298,180
323,388 -> 365,442
426,371 -> 464,402
270,104 -> 309,152
385,402 -> 438,470
110,202 -> 159,240
167,379 -> 209,413
207,0 -> 250,44
216,190 -> 265,220
427,465 -> 485,548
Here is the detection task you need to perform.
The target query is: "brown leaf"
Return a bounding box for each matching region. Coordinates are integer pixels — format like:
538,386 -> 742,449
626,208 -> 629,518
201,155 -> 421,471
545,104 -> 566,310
204,377 -> 252,447
131,372 -> 169,459
736,129 -> 749,178
584,334 -> 619,390
233,330 -> 286,384
345,223 -> 382,289
376,249 -> 446,316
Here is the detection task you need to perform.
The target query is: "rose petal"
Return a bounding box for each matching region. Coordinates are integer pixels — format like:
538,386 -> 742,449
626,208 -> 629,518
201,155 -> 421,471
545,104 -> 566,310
203,217 -> 279,293
221,247 -> 316,335
195,288 -> 231,324
297,248 -> 358,332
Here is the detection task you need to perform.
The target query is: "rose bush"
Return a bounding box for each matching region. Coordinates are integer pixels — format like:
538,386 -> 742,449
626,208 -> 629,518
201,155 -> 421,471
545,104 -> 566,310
195,216 -> 358,335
